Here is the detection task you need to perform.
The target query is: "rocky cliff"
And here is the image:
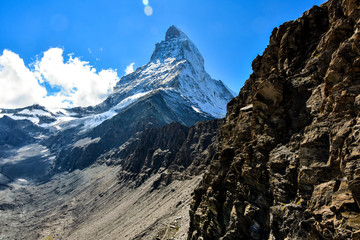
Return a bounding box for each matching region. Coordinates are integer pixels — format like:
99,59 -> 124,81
189,0 -> 360,239
98,119 -> 221,188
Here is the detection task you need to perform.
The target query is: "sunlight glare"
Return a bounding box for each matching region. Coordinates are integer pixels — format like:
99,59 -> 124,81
142,0 -> 149,6
144,5 -> 153,16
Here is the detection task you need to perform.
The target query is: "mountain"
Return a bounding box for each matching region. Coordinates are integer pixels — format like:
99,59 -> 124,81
103,25 -> 234,119
0,26 -> 234,181
4,0 -> 359,238
0,26 -> 232,239
189,0 -> 360,239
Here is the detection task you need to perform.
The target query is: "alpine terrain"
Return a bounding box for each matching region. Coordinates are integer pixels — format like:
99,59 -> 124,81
1,0 -> 359,239
0,25 -> 233,182
0,26 -> 233,239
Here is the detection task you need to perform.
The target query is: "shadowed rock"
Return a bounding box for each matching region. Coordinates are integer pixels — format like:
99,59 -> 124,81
189,0 -> 360,239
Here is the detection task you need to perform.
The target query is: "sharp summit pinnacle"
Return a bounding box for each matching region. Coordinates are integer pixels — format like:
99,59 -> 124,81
165,25 -> 188,41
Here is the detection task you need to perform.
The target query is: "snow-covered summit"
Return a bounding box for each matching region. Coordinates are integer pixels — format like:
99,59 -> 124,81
113,25 -> 234,118
1,26 -> 234,132
150,25 -> 204,69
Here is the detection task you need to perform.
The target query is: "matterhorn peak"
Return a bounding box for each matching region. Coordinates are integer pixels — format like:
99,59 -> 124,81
111,25 -> 234,119
165,25 -> 188,41
150,25 -> 204,68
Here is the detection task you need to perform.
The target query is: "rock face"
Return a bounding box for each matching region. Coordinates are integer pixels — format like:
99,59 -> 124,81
189,0 -> 360,239
98,119 -> 222,187
0,116 -> 41,147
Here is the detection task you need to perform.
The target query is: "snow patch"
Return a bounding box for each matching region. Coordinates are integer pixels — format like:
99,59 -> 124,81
17,178 -> 28,183
192,106 -> 202,113
38,92 -> 151,131
83,91 -> 151,129
112,92 -> 150,111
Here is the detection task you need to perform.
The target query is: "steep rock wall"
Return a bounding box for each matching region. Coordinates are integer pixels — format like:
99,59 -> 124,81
189,0 -> 360,239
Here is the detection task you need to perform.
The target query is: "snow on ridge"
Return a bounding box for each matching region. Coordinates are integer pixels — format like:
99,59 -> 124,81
18,109 -> 53,117
0,105 -> 67,126
81,90 -> 152,129
6,114 -> 40,124
111,25 -> 233,119
176,60 -> 233,118
112,91 -> 151,111
114,58 -> 185,96
110,26 -> 233,120
4,90 -> 154,132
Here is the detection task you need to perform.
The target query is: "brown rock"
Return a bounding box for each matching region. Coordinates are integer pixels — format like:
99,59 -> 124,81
188,0 -> 360,239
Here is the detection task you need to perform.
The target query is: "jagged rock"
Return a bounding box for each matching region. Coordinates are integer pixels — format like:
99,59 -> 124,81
98,119 -> 222,187
189,0 -> 360,239
0,115 -> 44,147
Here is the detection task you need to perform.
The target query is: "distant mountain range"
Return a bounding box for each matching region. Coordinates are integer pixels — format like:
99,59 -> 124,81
0,25 -> 234,183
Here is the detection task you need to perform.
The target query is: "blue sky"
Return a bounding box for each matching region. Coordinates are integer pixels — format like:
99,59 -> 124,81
0,0 -> 327,108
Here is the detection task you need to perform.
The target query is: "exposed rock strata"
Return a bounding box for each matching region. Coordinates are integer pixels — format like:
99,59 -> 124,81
189,0 -> 360,239
98,119 -> 221,187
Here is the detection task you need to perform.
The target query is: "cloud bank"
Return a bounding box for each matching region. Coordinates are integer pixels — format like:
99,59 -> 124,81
0,48 -> 119,109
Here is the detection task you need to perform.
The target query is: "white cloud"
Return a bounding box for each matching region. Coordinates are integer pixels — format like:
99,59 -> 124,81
0,50 -> 47,109
0,48 -> 119,109
124,62 -> 135,75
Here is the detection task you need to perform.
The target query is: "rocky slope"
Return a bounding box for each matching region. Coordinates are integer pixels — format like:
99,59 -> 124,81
0,164 -> 202,240
0,119 -> 222,240
189,0 -> 360,239
98,119 -> 221,187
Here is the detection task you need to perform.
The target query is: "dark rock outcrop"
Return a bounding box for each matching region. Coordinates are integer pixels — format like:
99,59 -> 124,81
98,119 -> 222,187
0,116 -> 44,147
189,0 -> 360,239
